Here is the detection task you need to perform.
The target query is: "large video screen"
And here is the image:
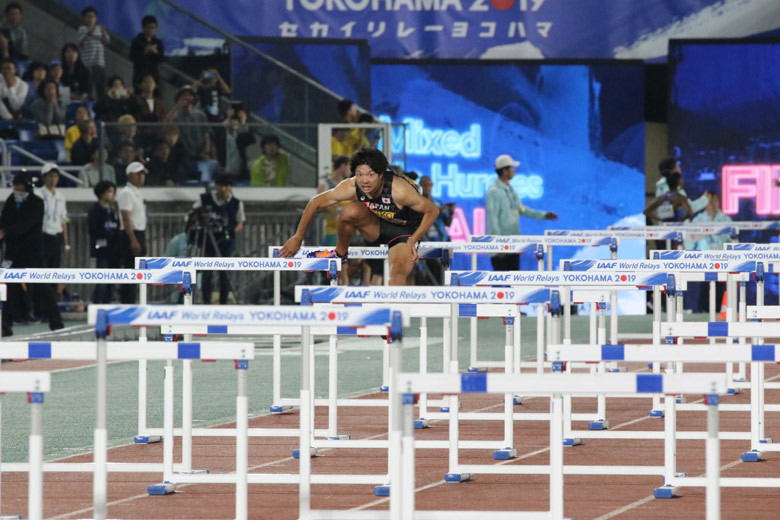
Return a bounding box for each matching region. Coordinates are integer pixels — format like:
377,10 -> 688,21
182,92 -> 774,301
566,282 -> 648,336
669,40 -> 780,223
371,60 -> 646,274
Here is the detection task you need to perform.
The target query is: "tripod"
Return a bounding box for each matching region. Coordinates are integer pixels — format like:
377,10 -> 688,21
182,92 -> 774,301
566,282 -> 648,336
188,222 -> 237,304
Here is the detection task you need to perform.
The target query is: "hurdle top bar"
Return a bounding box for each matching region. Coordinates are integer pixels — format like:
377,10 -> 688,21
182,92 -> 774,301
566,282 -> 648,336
660,321 -> 780,338
549,343 -> 780,363
609,225 -> 734,235
470,235 -> 616,247
661,221 -> 780,231
546,229 -> 682,240
417,241 -> 542,255
445,270 -> 667,288
0,372 -> 51,393
87,304 -> 409,327
561,258 -> 756,273
136,256 -> 340,272
0,341 -> 254,361
726,243 -> 780,251
0,268 -> 196,284
269,245 -> 391,260
294,285 -> 552,304
397,372 -> 727,396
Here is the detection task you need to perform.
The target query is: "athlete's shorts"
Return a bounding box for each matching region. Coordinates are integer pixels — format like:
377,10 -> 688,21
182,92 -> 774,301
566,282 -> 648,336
365,219 -> 419,248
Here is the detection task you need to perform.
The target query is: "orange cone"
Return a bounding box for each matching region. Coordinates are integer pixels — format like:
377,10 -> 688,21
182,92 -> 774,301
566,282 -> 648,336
718,291 -> 728,321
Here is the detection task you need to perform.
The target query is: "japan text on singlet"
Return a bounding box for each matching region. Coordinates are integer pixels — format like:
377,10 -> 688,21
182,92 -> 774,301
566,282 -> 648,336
355,170 -> 423,227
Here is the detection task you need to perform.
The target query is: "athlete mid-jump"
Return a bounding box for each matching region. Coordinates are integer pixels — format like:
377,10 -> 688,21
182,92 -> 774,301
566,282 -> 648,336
279,148 -> 439,286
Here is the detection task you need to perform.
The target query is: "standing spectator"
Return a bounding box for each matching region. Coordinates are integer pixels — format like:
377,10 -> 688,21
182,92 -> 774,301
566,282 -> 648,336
0,58 -> 27,120
93,75 -> 134,122
1,3 -> 27,60
147,138 -> 179,186
0,173 -> 64,335
77,6 -> 109,99
64,104 -> 89,161
129,15 -> 164,87
486,154 -> 557,271
80,146 -> 115,186
644,171 -> 693,223
30,79 -> 66,138
193,68 -> 230,122
87,180 -> 120,302
117,161 -> 147,303
39,163 -> 69,270
132,73 -> 166,149
60,43 -> 90,100
108,140 -> 134,186
216,103 -> 254,179
192,173 -> 245,304
655,156 -> 710,216
317,154 -> 350,246
22,60 -> 45,108
70,118 -> 98,166
249,135 -> 289,187
168,85 -> 211,170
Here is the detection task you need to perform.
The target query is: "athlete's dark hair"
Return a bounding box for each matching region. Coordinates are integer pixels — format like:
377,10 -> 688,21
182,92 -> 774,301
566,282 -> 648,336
658,156 -> 679,177
667,172 -> 682,191
349,147 -> 388,176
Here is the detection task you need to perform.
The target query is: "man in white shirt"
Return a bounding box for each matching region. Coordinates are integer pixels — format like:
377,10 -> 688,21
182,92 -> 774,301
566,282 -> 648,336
39,162 -> 69,269
0,58 -> 27,120
116,161 -> 147,303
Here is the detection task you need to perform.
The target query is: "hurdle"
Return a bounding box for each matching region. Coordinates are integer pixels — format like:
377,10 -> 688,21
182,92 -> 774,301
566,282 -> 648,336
470,234 -> 617,271
392,371 -> 727,520
296,285 -> 553,466
0,371 -> 50,520
86,304 -> 403,520
608,224 -> 736,250
549,343 -> 780,496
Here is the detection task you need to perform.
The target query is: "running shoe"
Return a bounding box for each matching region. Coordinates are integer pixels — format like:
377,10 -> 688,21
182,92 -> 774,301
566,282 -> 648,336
306,249 -> 348,265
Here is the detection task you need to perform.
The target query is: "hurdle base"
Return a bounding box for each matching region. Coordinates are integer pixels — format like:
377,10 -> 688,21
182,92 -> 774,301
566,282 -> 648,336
653,484 -> 679,499
0,514 -> 22,520
134,435 -> 162,444
674,395 -> 686,404
440,402 -> 463,413
587,420 -> 609,431
493,447 -> 517,460
649,409 -> 664,418
760,437 -> 774,444
733,377 -> 746,383
513,395 -> 525,405
726,388 -> 740,395
270,405 -> 294,414
607,367 -> 627,373
467,366 -> 487,373
379,386 -> 389,393
563,438 -> 582,447
178,468 -> 210,475
326,434 -> 352,440
148,481 -> 176,495
292,447 -> 319,459
741,450 -> 765,462
444,472 -> 472,483
413,418 -> 430,429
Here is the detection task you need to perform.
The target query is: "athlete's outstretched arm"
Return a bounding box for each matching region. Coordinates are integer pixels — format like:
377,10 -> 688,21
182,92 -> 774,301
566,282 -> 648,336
393,179 -> 439,262
280,179 -> 356,257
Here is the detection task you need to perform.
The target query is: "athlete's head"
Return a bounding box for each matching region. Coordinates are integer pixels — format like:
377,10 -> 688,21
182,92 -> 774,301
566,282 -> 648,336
667,172 -> 683,191
350,147 -> 388,196
658,157 -> 680,178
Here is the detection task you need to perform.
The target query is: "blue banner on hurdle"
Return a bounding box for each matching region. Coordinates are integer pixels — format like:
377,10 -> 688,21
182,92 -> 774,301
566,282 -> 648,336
708,322 -> 729,337
636,374 -> 663,393
461,373 -> 487,393
752,344 -> 775,362
177,343 -> 201,359
29,342 -> 52,359
601,344 -> 625,361
207,325 -> 228,334
459,303 -> 477,317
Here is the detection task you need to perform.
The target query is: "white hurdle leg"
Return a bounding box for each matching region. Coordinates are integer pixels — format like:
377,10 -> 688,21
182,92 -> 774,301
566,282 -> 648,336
725,275 -> 736,387
650,287 -> 663,416
400,393 -> 416,519
536,303 -> 544,375
550,393 -> 564,520
469,252 -> 479,371
382,337 -> 390,392
709,281 -> 716,345
28,393 -> 44,520
500,320 -> 515,456
417,317 -> 429,426
271,270 -> 283,412
181,288 -> 194,472
94,333 -> 108,520
737,281 -> 747,382
163,362 -> 175,484
235,362 -> 248,520
388,333 -> 403,518
563,286 -> 571,342
136,282 -> 152,442
706,395 -> 721,520
327,334 -> 339,438
299,326 -> 313,518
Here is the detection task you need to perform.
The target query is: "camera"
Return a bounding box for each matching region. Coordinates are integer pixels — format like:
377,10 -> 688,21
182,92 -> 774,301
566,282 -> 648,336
203,71 -> 215,80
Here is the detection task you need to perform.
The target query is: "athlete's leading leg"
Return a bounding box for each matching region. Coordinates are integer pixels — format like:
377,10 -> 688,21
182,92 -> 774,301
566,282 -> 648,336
336,202 -> 380,284
387,241 -> 415,286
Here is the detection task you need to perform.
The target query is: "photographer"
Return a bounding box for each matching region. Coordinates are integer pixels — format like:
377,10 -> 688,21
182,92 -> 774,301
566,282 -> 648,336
191,174 -> 245,304
215,102 -> 255,180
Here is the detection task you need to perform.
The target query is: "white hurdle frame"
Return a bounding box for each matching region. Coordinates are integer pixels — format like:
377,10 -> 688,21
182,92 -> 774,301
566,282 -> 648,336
0,372 -> 50,520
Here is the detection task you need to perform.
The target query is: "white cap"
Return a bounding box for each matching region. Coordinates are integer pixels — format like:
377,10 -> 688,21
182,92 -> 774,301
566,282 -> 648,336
494,154 -> 520,170
126,161 -> 147,175
41,162 -> 59,175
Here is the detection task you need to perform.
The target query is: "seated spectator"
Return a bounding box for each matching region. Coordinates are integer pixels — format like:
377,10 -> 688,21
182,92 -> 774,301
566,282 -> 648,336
193,68 -> 230,122
108,140 -> 135,186
216,103 -> 254,179
60,42 -> 90,101
1,3 -> 27,60
132,72 -> 166,150
112,113 -> 144,154
130,15 -> 164,87
0,58 -> 27,120
64,104 -> 90,161
250,135 -> 289,187
167,85 -> 212,169
0,28 -> 12,62
46,60 -> 69,102
22,60 -> 45,108
80,145 -> 114,186
30,79 -> 66,138
70,118 -> 98,165
93,75 -> 134,122
146,138 -> 180,186
161,125 -> 185,180
87,180 -> 121,303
